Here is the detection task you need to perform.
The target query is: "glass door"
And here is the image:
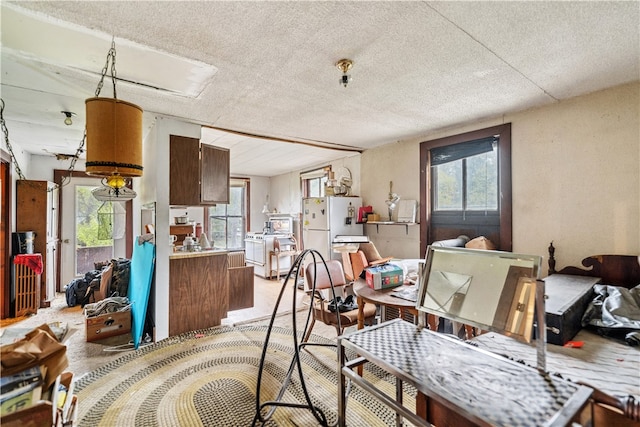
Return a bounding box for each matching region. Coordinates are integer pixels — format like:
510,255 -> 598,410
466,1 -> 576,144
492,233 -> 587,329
60,177 -> 114,286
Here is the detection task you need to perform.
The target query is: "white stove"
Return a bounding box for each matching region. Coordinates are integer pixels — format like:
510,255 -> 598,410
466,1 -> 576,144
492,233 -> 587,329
244,232 -> 295,278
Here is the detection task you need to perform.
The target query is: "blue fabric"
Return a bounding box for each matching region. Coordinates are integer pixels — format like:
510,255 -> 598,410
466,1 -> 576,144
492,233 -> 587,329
127,239 -> 156,349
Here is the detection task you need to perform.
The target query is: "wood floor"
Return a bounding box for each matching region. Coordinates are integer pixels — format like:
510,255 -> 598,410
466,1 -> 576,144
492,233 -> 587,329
0,273 -> 340,377
222,274 -> 307,325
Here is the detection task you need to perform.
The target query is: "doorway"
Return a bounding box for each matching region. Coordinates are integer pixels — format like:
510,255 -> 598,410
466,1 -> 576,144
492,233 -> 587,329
0,155 -> 10,318
59,177 -> 116,286
54,170 -> 133,291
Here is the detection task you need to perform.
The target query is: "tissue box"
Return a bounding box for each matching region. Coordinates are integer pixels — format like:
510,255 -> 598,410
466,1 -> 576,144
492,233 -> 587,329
365,264 -> 404,290
85,310 -> 131,342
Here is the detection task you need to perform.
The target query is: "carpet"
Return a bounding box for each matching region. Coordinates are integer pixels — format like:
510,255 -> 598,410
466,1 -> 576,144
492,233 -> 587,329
74,325 -> 416,426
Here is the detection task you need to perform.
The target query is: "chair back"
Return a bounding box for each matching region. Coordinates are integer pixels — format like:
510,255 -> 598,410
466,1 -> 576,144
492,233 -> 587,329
349,251 -> 369,279
359,242 -> 382,263
305,260 -> 347,291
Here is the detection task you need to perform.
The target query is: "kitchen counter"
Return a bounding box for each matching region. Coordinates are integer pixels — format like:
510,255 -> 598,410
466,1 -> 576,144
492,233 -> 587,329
169,249 -> 227,260
169,249 -> 229,336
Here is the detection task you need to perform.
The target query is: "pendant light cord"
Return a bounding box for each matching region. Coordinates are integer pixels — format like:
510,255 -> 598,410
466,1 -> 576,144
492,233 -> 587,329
95,39 -> 118,99
0,98 -> 26,181
2,39 -> 119,188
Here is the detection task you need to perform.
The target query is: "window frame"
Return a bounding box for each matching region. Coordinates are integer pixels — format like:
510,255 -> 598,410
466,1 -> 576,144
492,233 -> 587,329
300,166 -> 330,198
419,124 -> 512,257
431,140 -> 498,212
207,178 -> 249,250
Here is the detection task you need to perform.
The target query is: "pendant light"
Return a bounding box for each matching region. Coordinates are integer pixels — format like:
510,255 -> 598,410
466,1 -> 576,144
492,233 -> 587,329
85,40 -> 143,188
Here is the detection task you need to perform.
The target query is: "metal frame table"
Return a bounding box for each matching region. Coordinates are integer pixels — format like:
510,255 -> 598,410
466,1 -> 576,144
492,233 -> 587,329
338,319 -> 593,427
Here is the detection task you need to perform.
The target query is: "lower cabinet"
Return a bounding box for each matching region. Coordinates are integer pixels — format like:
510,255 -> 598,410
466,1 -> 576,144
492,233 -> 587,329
169,252 -> 228,336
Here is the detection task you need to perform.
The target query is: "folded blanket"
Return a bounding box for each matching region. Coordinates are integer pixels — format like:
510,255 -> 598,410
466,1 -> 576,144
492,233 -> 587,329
13,254 -> 44,275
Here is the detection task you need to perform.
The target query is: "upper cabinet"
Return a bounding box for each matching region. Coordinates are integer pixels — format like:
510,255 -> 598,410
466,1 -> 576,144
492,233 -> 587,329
170,135 -> 230,206
200,143 -> 230,204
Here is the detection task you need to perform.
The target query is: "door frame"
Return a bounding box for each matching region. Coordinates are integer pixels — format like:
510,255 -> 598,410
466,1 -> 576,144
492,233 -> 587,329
53,170 -> 133,292
1,151 -> 11,318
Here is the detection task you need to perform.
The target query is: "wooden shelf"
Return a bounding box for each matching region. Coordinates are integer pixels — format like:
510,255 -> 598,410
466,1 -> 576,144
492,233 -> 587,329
364,222 -> 417,234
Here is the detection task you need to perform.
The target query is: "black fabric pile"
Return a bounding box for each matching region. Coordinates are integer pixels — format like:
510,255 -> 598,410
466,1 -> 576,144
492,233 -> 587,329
327,295 -> 358,312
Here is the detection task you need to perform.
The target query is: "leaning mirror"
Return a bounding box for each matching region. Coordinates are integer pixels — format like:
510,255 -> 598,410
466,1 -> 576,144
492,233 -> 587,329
416,246 -> 543,343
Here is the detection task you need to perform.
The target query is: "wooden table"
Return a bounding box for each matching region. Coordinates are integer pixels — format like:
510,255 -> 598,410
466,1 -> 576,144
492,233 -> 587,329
353,280 -> 436,330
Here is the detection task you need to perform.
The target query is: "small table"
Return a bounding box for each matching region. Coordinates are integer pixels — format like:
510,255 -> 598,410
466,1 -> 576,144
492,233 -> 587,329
353,280 -> 435,330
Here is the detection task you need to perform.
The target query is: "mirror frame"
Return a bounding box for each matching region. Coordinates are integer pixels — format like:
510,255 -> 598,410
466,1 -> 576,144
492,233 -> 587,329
416,246 -> 543,344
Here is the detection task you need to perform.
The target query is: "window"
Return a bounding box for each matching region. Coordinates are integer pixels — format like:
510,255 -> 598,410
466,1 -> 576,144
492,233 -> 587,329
300,167 -> 330,198
208,179 -> 247,250
432,137 -> 498,211
419,124 -> 511,255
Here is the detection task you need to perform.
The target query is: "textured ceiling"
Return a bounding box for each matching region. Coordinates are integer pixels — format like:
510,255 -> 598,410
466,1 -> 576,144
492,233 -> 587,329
1,1 -> 638,177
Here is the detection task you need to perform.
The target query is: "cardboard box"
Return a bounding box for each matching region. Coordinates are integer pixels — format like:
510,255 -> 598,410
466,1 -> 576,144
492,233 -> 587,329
85,310 -> 131,342
544,274 -> 599,346
365,264 -> 404,290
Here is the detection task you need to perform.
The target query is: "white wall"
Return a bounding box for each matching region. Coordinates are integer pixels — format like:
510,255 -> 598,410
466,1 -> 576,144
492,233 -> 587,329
509,82 -> 639,265
268,154 -> 362,216
357,81 -> 640,270
247,175 -> 270,232
145,116 -> 201,341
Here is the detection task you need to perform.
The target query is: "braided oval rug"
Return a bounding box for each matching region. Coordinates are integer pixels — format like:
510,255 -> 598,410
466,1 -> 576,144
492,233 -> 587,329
74,325 -> 416,426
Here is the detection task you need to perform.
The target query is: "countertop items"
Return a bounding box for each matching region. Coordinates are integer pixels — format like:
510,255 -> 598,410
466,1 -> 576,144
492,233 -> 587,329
169,249 -> 226,260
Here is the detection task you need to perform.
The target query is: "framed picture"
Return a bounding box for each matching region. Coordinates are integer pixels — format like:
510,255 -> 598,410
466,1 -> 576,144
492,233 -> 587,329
397,199 -> 417,223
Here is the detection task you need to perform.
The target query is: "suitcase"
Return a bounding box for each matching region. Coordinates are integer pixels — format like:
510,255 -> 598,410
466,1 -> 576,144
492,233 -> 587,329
543,274 -> 600,345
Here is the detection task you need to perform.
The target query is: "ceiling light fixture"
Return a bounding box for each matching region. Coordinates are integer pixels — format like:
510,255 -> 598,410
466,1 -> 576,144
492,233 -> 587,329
85,39 -> 143,194
336,59 -> 353,88
61,111 -> 75,126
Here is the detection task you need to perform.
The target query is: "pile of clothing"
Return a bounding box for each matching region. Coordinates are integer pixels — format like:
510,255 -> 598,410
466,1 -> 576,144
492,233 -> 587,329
582,284 -> 640,346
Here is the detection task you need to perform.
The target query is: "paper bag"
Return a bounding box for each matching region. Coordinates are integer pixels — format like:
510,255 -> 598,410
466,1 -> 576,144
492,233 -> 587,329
0,323 -> 68,389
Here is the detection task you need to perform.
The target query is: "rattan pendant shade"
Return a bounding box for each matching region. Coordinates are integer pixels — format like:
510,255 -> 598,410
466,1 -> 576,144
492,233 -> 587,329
85,97 -> 143,177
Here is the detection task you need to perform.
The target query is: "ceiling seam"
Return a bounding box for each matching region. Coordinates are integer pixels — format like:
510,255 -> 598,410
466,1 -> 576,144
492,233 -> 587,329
424,2 -> 560,102
203,125 -> 364,154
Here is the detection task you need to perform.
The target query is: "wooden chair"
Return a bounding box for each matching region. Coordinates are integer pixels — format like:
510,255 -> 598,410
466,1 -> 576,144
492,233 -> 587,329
268,236 -> 299,280
342,241 -> 392,281
303,260 -> 377,342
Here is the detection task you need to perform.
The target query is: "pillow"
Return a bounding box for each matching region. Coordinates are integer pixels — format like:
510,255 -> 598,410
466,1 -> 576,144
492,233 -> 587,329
465,236 -> 496,250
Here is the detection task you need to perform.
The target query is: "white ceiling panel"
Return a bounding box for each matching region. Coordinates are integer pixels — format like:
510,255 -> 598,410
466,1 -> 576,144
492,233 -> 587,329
1,1 -> 638,177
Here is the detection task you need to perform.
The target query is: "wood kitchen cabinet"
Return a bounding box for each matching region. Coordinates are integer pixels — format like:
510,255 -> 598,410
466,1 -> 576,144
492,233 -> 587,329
16,180 -> 58,307
169,135 -> 230,206
168,251 -> 229,336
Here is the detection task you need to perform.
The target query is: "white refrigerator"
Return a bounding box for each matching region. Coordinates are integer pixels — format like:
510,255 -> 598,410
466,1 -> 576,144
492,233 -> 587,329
302,196 -> 363,261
